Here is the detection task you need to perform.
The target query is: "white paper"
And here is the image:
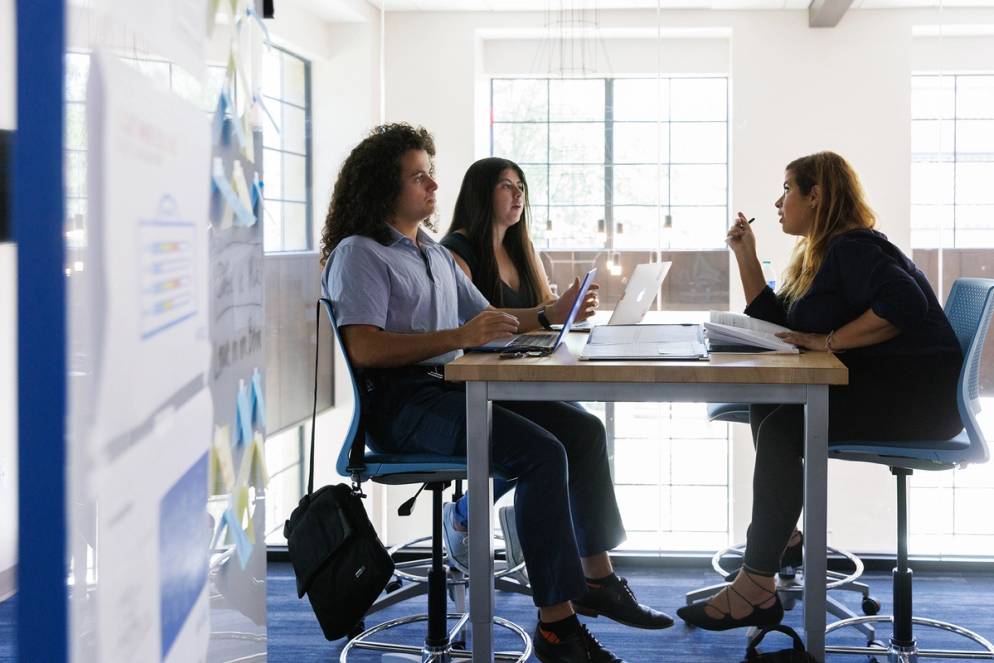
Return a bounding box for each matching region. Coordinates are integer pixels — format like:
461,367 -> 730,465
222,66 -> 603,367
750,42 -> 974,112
88,52 -> 212,447
582,324 -> 707,359
588,324 -> 702,345
94,390 -> 213,663
86,52 -> 214,663
704,322 -> 799,353
708,310 -> 791,336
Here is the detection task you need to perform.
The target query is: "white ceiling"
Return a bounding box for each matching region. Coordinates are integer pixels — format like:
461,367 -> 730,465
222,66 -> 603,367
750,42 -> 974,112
359,0 -> 994,10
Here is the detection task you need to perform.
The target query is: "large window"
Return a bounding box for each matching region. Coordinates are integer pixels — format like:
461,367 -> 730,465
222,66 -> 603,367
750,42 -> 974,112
490,76 -> 731,551
491,76 -> 729,312
910,73 -> 994,556
261,45 -> 312,253
611,403 -> 730,552
911,74 -> 994,252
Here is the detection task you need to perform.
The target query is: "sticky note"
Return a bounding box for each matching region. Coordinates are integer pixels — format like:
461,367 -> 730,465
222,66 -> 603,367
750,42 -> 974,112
211,425 -> 235,493
251,433 -> 268,488
211,90 -> 228,148
212,157 -> 254,227
235,381 -> 253,446
238,111 -> 255,164
233,485 -> 255,544
250,368 -> 266,430
231,161 -> 256,227
252,172 -> 265,212
222,507 -> 252,569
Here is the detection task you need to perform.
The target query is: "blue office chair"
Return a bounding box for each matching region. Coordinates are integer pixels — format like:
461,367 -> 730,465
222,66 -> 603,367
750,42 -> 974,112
706,402 -> 751,425
321,298 -> 531,662
824,278 -> 994,660
685,404 -> 881,640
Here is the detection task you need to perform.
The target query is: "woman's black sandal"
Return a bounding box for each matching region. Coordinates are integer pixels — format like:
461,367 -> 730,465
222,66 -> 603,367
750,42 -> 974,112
676,573 -> 784,631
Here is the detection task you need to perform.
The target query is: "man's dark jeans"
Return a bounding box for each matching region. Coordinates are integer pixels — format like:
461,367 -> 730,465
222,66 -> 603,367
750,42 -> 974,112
362,368 -> 626,607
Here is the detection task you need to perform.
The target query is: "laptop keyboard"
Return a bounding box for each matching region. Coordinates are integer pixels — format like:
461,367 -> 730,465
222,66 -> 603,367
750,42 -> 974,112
512,333 -> 558,349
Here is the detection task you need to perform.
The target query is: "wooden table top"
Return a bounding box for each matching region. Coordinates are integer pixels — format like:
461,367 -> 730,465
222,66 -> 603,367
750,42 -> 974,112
445,330 -> 849,385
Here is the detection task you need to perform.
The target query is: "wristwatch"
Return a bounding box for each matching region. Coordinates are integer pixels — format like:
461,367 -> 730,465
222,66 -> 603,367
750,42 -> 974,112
537,307 -> 553,330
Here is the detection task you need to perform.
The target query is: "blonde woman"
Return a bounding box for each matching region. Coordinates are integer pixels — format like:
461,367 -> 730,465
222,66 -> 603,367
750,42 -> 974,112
679,151 -> 964,630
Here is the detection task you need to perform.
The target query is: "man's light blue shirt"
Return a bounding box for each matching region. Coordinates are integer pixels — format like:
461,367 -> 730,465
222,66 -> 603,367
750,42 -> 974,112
322,225 -> 490,365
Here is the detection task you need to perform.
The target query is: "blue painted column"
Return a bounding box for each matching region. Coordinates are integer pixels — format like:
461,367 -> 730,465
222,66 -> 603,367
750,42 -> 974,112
15,1 -> 67,661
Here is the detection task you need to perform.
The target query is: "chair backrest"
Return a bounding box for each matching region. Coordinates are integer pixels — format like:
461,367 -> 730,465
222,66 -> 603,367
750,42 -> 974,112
945,278 -> 994,465
319,298 -> 368,479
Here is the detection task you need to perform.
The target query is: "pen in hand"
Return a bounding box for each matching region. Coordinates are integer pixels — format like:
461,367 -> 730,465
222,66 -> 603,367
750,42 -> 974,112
747,217 -> 755,224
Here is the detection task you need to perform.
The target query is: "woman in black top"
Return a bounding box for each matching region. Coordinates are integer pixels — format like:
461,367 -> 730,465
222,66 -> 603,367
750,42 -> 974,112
442,157 -> 557,308
678,151 -> 963,631
440,157 -> 674,634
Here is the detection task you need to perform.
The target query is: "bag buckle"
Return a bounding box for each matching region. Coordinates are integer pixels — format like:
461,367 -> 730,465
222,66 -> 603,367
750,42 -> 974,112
351,473 -> 367,498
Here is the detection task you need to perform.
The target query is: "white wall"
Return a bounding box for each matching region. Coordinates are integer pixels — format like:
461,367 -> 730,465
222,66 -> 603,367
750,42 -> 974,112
0,0 -> 17,600
380,6 -> 994,552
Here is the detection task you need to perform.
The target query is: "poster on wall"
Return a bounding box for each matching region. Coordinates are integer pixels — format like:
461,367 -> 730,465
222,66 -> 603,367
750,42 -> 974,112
86,51 -> 213,663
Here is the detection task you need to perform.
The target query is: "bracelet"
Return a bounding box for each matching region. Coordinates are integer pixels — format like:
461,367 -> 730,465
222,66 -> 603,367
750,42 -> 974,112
537,307 -> 553,330
825,329 -> 840,352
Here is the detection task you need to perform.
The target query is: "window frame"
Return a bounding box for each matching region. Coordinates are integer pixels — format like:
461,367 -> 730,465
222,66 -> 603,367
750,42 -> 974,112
489,75 -> 730,253
261,44 -> 314,254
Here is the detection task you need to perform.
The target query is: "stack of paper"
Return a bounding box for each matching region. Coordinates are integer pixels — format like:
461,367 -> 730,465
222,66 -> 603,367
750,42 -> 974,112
705,312 -> 799,353
580,324 -> 708,360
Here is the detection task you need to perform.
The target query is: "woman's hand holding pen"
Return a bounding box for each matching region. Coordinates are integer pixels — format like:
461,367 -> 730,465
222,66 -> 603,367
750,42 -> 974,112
726,212 -> 757,258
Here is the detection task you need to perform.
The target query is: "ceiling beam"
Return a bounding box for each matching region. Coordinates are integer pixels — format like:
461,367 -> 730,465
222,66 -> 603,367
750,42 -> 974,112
808,0 -> 854,28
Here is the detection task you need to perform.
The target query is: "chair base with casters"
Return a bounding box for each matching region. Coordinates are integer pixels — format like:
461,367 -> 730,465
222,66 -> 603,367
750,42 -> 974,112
822,277 -> 994,662
822,469 -> 994,662
375,478 -> 530,607
353,478 -> 530,644
340,480 -> 532,663
687,403 -> 881,641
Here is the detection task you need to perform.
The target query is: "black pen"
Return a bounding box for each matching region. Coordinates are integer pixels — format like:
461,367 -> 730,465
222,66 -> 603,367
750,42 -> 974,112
747,217 -> 755,224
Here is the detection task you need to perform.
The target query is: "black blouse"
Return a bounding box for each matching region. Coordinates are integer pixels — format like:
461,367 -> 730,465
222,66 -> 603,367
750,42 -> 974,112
744,229 -> 961,361
440,232 -> 536,309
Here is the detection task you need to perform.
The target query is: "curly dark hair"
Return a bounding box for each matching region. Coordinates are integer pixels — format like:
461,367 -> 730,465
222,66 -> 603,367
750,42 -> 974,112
320,123 -> 437,265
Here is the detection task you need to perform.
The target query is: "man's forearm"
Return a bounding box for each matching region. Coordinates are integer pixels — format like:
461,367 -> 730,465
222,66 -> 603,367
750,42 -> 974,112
343,327 -> 464,368
499,306 -> 542,332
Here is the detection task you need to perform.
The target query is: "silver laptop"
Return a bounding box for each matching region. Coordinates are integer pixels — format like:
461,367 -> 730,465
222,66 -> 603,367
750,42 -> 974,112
472,268 -> 597,353
607,262 -> 672,325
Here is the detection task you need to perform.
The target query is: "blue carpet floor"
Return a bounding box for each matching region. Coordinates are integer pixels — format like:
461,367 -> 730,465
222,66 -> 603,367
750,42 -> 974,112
3,563 -> 993,661
265,563 -> 994,663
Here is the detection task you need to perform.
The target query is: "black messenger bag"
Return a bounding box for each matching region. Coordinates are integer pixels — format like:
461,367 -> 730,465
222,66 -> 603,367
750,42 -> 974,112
283,483 -> 393,640
283,301 -> 394,641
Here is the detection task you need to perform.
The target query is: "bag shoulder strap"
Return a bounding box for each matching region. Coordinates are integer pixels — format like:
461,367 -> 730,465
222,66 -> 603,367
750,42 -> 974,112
310,299 -> 365,497
745,624 -> 807,660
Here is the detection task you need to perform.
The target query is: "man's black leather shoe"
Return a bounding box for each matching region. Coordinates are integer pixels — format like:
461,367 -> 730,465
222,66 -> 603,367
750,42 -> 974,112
533,620 -> 626,663
572,576 -> 674,629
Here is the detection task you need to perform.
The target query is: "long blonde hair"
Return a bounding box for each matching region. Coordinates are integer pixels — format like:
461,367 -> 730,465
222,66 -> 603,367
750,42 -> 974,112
779,152 -> 877,303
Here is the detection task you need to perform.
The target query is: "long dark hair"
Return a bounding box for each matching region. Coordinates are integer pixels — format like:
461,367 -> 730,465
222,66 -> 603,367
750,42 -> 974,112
447,157 -> 552,307
320,123 -> 436,265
